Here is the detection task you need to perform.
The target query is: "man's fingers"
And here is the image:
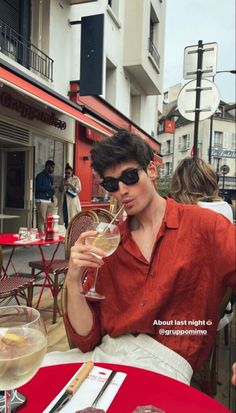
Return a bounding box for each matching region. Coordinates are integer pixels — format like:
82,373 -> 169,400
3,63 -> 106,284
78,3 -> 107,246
71,242 -> 106,259
75,230 -> 98,244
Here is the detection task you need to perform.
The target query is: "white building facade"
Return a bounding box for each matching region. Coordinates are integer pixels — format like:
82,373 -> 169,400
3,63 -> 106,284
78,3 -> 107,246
0,0 -> 166,231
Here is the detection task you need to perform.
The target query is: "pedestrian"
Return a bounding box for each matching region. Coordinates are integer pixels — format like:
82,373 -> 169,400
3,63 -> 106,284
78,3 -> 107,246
170,157 -> 233,222
46,130 -> 234,386
35,160 -> 56,233
59,163 -> 81,229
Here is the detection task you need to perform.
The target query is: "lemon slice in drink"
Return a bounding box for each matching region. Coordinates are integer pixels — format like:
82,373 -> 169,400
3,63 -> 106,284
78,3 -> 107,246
2,333 -> 27,346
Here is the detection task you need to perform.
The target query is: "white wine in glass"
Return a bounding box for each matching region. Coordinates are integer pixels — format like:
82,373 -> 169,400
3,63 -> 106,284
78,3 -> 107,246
0,306 -> 47,413
82,222 -> 120,300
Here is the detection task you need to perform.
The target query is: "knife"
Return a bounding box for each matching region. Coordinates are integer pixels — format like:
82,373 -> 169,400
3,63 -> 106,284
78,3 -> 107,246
91,370 -> 116,408
48,361 -> 94,413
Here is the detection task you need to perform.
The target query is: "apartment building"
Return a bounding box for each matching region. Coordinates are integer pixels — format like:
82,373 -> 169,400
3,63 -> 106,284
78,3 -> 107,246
158,84 -> 236,200
0,0 -> 166,231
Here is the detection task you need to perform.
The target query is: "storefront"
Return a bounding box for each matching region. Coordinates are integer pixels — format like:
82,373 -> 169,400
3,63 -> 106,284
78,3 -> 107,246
0,62 -> 113,233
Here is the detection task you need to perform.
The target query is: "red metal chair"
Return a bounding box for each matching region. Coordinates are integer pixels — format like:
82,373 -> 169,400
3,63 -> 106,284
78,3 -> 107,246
28,211 -> 98,323
0,246 -> 34,306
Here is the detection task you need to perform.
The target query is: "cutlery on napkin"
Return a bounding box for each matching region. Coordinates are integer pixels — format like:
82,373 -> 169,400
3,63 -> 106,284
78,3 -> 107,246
47,361 -> 94,413
43,365 -> 126,413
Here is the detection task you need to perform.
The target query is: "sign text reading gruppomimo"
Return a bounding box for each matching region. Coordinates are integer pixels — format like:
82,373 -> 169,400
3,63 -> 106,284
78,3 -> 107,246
0,92 -> 67,130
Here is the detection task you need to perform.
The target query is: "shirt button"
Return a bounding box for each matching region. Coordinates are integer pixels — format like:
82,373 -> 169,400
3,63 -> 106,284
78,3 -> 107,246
140,301 -> 145,307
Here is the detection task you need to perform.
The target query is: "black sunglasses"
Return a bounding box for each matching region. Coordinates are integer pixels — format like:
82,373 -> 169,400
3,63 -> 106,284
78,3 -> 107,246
100,167 -> 143,192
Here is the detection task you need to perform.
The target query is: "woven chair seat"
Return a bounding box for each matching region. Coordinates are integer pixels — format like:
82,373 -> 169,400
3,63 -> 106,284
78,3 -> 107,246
28,259 -> 68,273
0,276 -> 34,296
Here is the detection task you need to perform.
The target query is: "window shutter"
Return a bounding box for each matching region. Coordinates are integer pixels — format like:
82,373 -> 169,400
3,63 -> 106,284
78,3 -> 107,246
187,134 -> 190,148
232,133 -> 236,150
223,132 -> 229,149
178,136 -> 182,150
161,141 -> 166,155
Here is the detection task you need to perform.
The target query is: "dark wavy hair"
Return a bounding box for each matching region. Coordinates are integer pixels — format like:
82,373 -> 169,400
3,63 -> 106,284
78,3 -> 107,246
90,129 -> 154,177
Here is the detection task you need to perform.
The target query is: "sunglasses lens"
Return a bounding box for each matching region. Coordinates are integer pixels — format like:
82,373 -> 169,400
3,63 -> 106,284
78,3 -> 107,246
121,169 -> 139,185
101,179 -> 119,192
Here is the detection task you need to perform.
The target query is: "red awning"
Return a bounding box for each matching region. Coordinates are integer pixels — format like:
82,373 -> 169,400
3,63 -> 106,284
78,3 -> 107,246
0,66 -> 113,137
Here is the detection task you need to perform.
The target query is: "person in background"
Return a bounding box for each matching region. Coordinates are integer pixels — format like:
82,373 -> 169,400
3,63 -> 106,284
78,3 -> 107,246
169,157 -> 233,222
59,163 -> 81,229
35,160 -> 56,233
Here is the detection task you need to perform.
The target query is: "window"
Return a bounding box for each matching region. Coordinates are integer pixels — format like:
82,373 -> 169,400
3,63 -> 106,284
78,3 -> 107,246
148,5 -> 160,67
163,91 -> 169,103
213,157 -> 221,172
5,151 -> 25,208
213,131 -> 223,148
164,162 -> 172,176
166,140 -> 171,154
178,134 -> 190,151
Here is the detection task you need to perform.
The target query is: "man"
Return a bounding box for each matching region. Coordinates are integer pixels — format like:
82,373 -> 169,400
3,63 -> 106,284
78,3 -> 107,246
35,159 -> 56,233
63,130 -> 235,385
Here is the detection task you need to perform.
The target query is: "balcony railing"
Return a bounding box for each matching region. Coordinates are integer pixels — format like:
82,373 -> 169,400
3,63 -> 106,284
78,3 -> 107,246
148,38 -> 160,68
0,18 -> 54,81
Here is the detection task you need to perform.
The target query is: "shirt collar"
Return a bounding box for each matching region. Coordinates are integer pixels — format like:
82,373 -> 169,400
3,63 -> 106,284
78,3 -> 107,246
120,196 -> 179,242
163,197 -> 179,229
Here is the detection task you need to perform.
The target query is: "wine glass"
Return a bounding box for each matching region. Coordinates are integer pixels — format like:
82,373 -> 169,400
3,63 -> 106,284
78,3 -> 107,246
0,306 -> 47,413
81,221 -> 121,300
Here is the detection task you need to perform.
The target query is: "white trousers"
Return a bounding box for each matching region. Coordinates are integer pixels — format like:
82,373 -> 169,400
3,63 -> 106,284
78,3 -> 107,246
43,334 -> 193,385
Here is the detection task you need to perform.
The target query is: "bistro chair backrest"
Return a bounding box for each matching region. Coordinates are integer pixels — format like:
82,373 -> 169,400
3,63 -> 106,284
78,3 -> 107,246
62,209 -> 99,348
91,208 -> 114,223
64,210 -> 99,260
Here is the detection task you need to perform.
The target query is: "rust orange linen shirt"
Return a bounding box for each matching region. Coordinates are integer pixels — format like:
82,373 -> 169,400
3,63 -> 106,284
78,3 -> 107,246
65,198 -> 235,371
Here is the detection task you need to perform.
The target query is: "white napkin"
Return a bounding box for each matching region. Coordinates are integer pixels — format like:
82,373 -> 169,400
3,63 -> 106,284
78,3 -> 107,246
43,365 -> 126,413
14,239 -> 41,244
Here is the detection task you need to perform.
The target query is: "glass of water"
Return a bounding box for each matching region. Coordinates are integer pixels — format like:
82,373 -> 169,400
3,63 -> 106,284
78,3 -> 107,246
18,227 -> 28,240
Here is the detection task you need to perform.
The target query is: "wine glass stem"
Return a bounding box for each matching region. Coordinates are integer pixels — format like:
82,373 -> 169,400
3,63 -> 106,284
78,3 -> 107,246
4,390 -> 11,413
90,268 -> 99,292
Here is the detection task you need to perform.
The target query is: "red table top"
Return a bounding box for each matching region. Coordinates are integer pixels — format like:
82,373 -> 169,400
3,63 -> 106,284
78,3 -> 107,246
0,233 -> 64,246
19,362 -> 230,413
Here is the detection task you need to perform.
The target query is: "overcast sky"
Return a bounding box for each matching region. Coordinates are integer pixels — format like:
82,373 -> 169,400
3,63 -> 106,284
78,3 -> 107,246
164,0 -> 236,103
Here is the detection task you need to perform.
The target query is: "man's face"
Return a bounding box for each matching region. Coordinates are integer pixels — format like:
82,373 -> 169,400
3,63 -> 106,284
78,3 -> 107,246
102,161 -> 157,215
46,164 -> 54,174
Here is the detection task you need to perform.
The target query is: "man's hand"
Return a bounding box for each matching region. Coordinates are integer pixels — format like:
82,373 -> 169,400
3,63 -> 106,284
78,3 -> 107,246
131,406 -> 165,413
67,231 -> 106,284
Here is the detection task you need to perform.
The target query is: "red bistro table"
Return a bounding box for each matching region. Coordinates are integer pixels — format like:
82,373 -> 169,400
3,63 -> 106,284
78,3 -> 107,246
19,362 -> 230,413
0,233 -> 65,312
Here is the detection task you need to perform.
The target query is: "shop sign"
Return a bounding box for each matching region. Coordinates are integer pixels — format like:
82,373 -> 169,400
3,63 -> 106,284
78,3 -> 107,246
211,149 -> 236,158
0,92 -> 66,130
164,119 -> 175,133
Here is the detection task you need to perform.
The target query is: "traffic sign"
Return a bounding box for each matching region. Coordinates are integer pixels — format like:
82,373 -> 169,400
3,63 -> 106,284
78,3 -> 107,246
177,79 -> 220,121
220,165 -> 230,174
183,42 -> 218,79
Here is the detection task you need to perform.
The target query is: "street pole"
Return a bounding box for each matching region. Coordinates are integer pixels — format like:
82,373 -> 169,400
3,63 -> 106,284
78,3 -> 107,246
193,40 -> 203,158
208,113 -> 214,164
